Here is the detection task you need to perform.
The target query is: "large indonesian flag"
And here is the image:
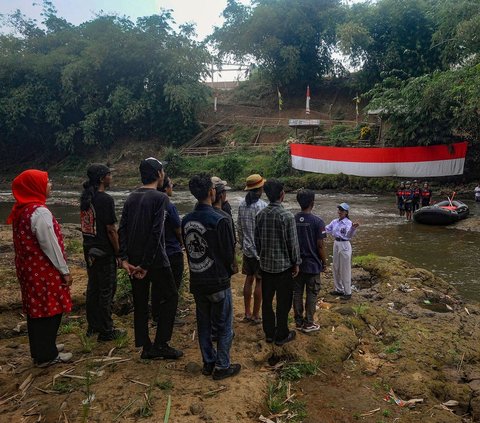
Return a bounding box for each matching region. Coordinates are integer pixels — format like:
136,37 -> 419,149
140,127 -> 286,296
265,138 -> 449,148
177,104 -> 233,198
290,142 -> 468,177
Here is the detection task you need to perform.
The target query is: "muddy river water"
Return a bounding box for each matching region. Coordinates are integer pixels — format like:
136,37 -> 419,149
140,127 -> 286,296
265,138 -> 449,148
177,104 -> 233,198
1,189 -> 479,301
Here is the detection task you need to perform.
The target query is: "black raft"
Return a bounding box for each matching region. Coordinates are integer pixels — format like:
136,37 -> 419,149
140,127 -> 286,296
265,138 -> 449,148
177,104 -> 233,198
413,200 -> 469,225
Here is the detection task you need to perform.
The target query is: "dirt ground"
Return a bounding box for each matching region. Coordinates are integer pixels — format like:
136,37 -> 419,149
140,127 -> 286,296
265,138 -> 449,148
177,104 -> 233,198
1,224 -> 480,422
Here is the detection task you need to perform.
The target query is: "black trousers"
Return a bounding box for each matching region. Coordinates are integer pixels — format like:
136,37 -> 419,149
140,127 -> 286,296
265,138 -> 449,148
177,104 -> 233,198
27,313 -> 62,364
132,266 -> 178,349
261,269 -> 294,342
152,253 -> 184,322
85,254 -> 117,335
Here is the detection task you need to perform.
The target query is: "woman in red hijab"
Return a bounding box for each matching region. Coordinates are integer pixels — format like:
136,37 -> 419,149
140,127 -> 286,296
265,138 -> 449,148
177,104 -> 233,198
7,170 -> 73,367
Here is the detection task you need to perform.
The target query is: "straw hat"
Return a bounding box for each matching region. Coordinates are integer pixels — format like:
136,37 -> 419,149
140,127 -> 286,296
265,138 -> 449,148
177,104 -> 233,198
244,174 -> 265,191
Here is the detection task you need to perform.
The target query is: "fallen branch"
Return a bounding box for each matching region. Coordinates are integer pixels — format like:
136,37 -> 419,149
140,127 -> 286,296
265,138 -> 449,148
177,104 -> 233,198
113,398 -> 138,422
129,379 -> 150,387
360,407 -> 380,417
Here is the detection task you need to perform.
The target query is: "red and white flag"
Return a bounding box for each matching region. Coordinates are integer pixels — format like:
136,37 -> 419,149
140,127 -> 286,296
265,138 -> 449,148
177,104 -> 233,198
306,85 -> 310,115
290,142 -> 468,177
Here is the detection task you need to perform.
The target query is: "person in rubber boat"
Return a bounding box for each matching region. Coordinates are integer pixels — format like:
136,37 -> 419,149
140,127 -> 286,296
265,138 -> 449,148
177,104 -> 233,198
421,182 -> 432,207
395,181 -> 406,217
325,203 -> 359,301
402,182 -> 414,221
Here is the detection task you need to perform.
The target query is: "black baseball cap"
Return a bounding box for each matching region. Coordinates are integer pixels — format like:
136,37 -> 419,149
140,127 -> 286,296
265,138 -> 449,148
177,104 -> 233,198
139,157 -> 163,181
87,163 -> 112,182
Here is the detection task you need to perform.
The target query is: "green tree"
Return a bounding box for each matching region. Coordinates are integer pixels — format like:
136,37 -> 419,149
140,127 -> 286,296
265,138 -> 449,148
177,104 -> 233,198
210,0 -> 343,91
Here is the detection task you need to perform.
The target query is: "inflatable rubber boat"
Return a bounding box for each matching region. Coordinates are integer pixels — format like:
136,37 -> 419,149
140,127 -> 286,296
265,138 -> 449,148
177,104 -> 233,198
413,200 -> 469,225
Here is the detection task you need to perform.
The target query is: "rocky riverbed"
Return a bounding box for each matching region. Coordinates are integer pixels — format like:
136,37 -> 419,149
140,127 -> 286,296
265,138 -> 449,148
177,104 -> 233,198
0,224 -> 479,422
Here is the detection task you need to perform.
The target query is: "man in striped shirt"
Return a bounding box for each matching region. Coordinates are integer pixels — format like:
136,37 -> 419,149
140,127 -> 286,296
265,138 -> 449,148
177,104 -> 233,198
255,179 -> 301,346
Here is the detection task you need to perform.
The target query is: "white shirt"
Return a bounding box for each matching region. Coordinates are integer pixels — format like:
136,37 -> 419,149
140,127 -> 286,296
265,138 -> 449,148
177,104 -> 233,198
325,217 -> 356,241
31,207 -> 69,275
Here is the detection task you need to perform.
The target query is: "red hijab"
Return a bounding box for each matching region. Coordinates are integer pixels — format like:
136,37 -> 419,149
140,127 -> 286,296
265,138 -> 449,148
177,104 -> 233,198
6,169 -> 49,224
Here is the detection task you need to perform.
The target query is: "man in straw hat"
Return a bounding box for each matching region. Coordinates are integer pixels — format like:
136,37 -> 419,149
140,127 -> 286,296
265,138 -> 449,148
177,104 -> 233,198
237,174 -> 267,324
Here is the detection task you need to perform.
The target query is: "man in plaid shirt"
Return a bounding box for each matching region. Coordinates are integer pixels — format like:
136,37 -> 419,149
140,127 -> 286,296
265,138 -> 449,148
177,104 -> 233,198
255,178 -> 301,346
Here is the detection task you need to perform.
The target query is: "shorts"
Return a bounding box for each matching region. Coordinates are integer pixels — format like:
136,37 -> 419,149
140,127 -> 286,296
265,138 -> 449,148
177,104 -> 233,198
242,255 -> 262,278
404,202 -> 412,212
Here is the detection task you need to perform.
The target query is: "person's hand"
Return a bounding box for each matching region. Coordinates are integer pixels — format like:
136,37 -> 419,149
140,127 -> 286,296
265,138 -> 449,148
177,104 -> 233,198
121,260 -> 137,276
132,267 -> 148,279
62,274 -> 73,286
116,257 -> 123,268
291,265 -> 299,278
352,222 -> 360,229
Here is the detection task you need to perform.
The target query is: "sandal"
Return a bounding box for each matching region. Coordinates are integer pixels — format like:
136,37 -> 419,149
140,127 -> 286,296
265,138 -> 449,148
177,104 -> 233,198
241,316 -> 252,323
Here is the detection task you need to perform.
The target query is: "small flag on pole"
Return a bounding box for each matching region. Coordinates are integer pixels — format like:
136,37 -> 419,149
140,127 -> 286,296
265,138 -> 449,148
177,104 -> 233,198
277,87 -> 283,111
306,85 -> 311,115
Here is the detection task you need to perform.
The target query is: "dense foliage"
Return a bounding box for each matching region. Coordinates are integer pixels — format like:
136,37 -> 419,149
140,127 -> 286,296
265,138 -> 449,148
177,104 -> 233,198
0,2 -> 211,159
209,0 -> 344,92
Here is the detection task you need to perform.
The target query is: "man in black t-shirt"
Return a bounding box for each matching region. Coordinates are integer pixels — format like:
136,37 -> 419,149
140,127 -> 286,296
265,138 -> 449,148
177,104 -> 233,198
81,164 -> 125,341
118,158 -> 183,360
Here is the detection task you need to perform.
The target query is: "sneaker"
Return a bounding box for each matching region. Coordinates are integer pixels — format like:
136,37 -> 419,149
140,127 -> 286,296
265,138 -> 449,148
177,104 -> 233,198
274,330 -> 296,346
241,316 -> 252,323
342,294 -> 352,300
97,329 -> 126,342
212,364 -> 241,380
250,318 -> 262,325
202,362 -> 215,376
36,352 -> 73,368
143,344 -> 183,360
302,323 -> 320,333
329,290 -> 344,296
295,321 -> 304,330
56,344 -> 65,352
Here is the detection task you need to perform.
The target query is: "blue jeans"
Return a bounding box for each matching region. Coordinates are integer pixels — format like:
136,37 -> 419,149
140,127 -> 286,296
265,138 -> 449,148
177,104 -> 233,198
194,287 -> 233,369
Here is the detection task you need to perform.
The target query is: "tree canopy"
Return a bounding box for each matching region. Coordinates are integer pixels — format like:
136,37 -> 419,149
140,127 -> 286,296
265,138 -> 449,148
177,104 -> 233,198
0,2 -> 211,159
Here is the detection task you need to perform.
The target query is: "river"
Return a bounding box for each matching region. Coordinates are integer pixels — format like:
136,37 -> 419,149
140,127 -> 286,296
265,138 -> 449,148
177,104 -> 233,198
1,189 -> 479,301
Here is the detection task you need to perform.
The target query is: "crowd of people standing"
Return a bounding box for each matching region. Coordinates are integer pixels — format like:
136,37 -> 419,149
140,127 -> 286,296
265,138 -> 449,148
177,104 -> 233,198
8,160 -> 360,380
395,180 -> 432,220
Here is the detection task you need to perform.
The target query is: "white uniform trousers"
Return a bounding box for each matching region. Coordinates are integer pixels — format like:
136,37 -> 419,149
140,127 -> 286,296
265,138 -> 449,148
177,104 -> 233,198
332,240 -> 352,295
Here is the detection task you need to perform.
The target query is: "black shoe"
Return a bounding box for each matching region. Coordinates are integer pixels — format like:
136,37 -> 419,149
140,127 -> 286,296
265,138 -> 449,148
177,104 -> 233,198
143,344 -> 183,360
274,330 -> 296,346
202,362 -> 215,376
342,294 -> 352,300
329,290 -> 344,296
97,329 -> 126,342
212,364 -> 241,380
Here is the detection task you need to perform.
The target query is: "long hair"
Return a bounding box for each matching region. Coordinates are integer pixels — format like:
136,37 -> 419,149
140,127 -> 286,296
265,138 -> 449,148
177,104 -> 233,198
80,178 -> 100,211
245,188 -> 262,207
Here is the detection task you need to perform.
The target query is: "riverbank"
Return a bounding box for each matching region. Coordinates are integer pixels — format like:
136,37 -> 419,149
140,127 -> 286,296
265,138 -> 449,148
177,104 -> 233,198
0,224 -> 479,422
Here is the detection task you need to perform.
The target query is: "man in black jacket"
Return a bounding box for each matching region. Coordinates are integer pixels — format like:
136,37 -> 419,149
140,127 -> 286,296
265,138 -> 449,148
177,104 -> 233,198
118,158 -> 182,360
182,174 -> 240,380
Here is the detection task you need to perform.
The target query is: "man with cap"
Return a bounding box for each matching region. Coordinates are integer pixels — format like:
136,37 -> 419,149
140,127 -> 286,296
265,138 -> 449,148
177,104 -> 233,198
237,174 -> 267,324
211,176 -> 238,274
255,178 -> 301,345
118,158 -> 183,360
80,164 -> 125,341
212,176 -> 233,217
325,203 -> 359,300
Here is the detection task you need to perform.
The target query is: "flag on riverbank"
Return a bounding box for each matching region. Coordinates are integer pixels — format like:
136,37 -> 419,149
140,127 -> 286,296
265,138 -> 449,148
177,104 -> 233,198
290,142 -> 468,177
306,85 -> 310,115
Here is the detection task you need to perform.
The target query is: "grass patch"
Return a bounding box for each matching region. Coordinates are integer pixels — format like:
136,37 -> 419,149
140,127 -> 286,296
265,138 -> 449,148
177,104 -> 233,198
113,333 -> 130,349
266,361 -> 319,421
59,320 -> 81,334
154,379 -> 173,391
352,254 -> 378,267
115,270 -> 132,302
384,341 -> 401,354
77,332 -> 96,353
52,380 -> 77,393
352,303 -> 369,317
65,239 -> 83,255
